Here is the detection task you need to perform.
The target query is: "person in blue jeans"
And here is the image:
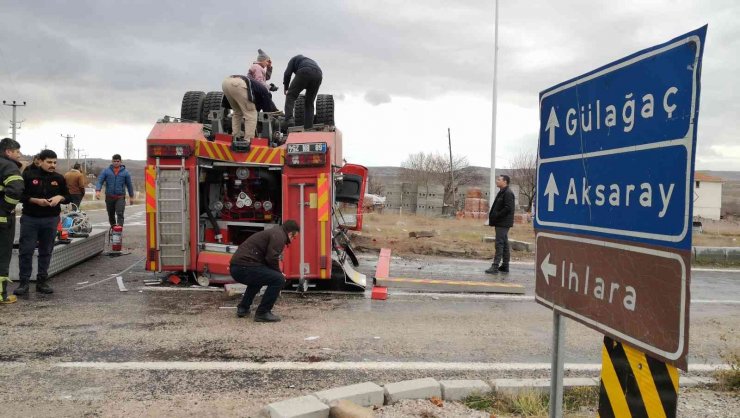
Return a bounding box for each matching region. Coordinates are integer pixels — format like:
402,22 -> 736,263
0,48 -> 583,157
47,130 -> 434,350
95,154 -> 134,226
15,149 -> 70,295
229,220 -> 300,322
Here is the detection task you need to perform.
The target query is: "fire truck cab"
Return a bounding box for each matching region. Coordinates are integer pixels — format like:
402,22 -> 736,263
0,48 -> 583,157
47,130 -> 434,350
144,91 -> 367,290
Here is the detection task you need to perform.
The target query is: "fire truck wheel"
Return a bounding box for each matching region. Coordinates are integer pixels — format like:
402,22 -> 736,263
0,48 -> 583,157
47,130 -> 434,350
181,91 -> 205,122
293,94 -> 306,127
201,91 -> 226,125
315,94 -> 334,126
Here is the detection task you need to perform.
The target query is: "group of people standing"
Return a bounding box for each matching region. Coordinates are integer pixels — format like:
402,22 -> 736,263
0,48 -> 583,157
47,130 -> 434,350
0,141 -> 134,304
222,49 -> 323,141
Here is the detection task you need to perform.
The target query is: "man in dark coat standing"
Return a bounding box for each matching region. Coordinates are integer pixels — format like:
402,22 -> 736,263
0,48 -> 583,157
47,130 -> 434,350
283,55 -> 323,129
229,220 -> 300,322
486,175 -> 515,274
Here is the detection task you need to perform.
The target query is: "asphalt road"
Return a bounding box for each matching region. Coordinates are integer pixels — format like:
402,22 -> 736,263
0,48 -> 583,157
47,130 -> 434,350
0,205 -> 737,417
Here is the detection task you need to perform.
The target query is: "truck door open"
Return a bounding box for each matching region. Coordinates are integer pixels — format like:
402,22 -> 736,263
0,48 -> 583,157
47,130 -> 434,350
335,164 -> 368,231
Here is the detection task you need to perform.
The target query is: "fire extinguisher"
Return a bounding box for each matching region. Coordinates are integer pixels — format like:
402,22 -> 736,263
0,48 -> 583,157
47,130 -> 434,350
110,225 -> 123,252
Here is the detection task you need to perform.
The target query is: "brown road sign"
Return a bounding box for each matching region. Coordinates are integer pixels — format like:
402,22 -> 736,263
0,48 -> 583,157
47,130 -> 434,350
535,231 -> 690,369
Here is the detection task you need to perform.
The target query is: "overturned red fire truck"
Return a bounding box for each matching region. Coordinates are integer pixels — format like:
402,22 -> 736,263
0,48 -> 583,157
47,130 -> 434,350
144,91 -> 367,290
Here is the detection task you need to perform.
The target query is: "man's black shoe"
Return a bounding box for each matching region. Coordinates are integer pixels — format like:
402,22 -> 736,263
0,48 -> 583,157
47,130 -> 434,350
498,266 -> 510,273
36,283 -> 54,294
254,312 -> 281,322
236,305 -> 250,318
13,283 -> 29,296
485,266 -> 500,274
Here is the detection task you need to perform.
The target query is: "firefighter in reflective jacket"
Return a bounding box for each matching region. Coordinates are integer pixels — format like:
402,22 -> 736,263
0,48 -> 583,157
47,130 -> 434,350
0,138 -> 24,304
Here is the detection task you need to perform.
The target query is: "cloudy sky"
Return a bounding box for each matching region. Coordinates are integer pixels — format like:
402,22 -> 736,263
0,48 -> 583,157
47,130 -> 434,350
0,0 -> 738,170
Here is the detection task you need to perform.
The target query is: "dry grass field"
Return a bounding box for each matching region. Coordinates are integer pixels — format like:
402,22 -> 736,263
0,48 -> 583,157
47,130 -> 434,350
354,212 -> 740,260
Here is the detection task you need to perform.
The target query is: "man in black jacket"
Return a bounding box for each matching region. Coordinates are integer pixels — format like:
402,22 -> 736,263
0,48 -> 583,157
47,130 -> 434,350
14,149 -> 70,295
283,55 -> 323,129
0,138 -> 24,304
229,220 -> 300,322
486,175 -> 515,274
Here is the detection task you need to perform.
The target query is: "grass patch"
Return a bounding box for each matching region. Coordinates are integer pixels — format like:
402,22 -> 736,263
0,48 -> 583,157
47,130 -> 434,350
463,386 -> 599,416
714,348 -> 740,391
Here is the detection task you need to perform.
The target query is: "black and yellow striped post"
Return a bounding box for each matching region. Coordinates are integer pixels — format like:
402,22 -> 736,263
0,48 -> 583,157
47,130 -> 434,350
599,336 -> 679,418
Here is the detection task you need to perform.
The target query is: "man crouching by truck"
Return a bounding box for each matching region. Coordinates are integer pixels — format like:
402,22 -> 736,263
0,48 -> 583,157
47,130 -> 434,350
230,220 -> 300,322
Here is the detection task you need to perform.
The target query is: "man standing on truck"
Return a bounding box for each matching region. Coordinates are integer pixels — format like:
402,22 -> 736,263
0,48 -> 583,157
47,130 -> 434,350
15,149 -> 70,296
485,175 -> 515,275
283,55 -> 323,129
0,138 -> 24,304
96,154 -> 134,227
229,220 -> 301,323
248,49 -> 273,89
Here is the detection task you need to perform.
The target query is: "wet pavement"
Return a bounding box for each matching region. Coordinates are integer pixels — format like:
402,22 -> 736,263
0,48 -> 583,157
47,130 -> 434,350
0,205 -> 738,416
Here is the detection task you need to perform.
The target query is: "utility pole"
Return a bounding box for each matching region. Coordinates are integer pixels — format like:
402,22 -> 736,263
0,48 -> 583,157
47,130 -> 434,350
82,153 -> 88,174
447,127 -> 455,213
2,100 -> 27,140
60,134 -> 75,170
489,0 -> 499,202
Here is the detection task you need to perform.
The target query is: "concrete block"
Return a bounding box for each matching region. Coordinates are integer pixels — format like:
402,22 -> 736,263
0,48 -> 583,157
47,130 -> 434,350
384,378 -> 441,404
439,380 -> 491,401
265,395 -> 329,418
510,240 -> 533,252
694,247 -> 727,263
314,382 -> 384,407
224,283 -> 246,296
726,248 -> 740,263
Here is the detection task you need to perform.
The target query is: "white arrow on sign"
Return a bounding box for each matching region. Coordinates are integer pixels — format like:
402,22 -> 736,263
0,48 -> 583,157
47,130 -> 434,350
544,173 -> 559,212
545,107 -> 559,146
540,253 -> 557,285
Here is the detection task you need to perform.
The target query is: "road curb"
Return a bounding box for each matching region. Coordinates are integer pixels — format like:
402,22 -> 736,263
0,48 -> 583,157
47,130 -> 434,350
261,375 -> 718,417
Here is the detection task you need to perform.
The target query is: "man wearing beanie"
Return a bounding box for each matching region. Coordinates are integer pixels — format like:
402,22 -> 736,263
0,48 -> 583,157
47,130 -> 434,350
229,220 -> 300,322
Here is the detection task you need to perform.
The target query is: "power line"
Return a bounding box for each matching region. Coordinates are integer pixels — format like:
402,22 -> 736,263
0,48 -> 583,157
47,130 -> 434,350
2,100 -> 26,140
60,133 -> 75,170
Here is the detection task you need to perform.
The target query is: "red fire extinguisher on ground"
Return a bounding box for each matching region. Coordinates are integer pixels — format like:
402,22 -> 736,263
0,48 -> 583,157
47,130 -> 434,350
110,225 -> 123,252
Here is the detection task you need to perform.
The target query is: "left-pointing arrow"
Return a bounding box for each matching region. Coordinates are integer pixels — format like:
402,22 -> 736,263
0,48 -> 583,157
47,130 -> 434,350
540,253 -> 557,285
545,107 -> 559,146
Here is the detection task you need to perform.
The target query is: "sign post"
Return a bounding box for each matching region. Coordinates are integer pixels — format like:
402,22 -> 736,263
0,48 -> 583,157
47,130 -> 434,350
535,26 -> 707,416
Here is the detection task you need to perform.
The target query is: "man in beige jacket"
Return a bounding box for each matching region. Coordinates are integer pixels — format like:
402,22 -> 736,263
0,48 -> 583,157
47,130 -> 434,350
64,163 -> 86,210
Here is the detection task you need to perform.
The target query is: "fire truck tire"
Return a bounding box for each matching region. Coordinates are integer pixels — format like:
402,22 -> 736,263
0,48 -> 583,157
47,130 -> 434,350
201,91 -> 226,125
293,94 -> 306,127
181,91 -> 205,122
315,94 -> 334,126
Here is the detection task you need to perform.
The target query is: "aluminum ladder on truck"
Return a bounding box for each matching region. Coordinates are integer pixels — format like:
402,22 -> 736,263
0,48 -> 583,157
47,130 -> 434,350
154,158 -> 190,271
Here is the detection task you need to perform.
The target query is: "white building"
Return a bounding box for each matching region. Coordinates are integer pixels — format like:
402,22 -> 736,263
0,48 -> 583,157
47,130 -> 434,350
693,172 -> 723,220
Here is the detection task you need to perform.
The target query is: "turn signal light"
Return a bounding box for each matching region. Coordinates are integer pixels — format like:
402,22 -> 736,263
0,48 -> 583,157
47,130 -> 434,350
149,144 -> 193,157
286,153 -> 326,167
